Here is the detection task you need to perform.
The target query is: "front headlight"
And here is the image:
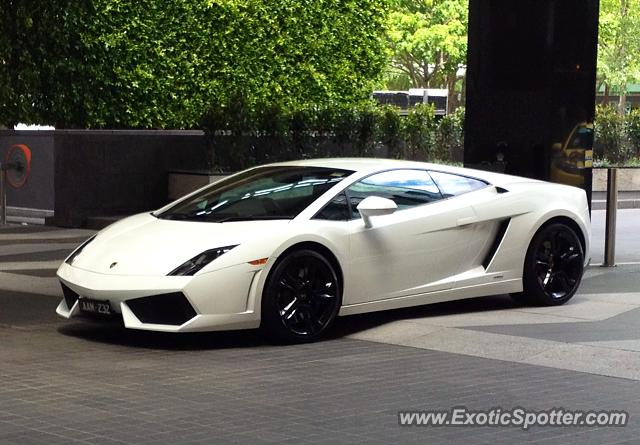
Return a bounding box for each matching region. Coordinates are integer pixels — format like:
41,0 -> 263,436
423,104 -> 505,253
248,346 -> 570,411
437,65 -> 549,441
168,245 -> 238,276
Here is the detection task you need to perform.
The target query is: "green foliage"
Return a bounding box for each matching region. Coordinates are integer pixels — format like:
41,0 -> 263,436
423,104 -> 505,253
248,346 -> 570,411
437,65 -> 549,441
597,0 -> 640,111
207,103 -> 463,170
354,104 -> 383,157
402,103 -> 437,160
434,106 -> 465,162
1,0 -> 390,128
378,105 -> 405,158
0,1 -> 91,127
594,104 -> 632,164
627,108 -> 640,157
385,0 -> 468,90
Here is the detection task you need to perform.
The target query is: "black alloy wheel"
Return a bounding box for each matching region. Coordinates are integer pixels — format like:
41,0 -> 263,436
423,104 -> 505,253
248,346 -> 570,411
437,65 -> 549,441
261,249 -> 341,343
517,223 -> 584,306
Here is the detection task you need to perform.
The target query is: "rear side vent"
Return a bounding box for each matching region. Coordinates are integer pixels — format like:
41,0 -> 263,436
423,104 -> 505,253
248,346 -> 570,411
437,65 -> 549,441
482,218 -> 511,269
496,186 -> 509,194
60,282 -> 79,309
126,292 -> 197,326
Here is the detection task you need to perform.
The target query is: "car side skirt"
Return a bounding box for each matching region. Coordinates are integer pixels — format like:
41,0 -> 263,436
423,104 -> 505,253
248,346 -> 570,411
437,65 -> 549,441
338,279 -> 522,316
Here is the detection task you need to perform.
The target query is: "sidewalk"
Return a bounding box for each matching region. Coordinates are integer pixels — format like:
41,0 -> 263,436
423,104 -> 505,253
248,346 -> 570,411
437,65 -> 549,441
590,208 -> 640,264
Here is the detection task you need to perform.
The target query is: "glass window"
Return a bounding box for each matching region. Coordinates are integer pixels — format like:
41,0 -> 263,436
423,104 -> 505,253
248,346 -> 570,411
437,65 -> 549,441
428,171 -> 487,198
156,166 -> 352,222
313,192 -> 350,221
567,126 -> 594,150
346,169 -> 443,219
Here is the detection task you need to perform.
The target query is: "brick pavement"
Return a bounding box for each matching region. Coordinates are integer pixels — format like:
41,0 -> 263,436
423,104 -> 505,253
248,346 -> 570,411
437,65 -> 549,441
1,224 -> 639,445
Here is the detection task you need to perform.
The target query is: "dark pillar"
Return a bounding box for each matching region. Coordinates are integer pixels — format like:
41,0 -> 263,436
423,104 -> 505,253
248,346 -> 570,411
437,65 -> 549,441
464,0 -> 599,202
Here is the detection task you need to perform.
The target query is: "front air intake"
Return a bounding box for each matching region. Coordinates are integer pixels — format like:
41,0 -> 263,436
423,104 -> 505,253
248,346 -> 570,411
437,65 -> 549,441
126,292 -> 197,326
60,282 -> 80,309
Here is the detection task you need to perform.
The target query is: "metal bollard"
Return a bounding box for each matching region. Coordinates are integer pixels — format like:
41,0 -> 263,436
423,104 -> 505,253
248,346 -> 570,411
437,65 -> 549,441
603,167 -> 618,267
0,162 -> 7,225
0,163 -> 6,225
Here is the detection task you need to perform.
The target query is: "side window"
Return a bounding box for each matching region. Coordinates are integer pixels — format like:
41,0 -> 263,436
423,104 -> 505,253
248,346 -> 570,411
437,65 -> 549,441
429,171 -> 487,198
346,169 -> 443,219
314,192 -> 350,221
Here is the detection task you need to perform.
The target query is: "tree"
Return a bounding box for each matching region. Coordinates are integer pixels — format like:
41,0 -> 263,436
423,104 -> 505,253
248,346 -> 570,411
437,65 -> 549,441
0,0 -> 390,128
0,1 -> 90,127
597,0 -> 640,114
385,0 -> 468,110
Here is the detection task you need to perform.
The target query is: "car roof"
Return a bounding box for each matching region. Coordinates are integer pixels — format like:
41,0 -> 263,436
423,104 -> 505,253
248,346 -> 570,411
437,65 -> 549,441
269,157 -> 545,187
271,157 -> 441,172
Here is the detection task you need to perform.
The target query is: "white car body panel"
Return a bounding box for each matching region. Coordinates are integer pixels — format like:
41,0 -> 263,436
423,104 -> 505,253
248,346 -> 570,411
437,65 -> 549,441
56,158 -> 591,333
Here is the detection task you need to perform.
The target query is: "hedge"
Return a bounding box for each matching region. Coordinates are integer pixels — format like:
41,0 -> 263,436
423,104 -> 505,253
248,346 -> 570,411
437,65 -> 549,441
203,103 -> 465,171
594,105 -> 640,165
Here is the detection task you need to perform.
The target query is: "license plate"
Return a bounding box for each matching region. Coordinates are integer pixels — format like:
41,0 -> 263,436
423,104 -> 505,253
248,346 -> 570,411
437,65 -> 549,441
78,298 -> 112,316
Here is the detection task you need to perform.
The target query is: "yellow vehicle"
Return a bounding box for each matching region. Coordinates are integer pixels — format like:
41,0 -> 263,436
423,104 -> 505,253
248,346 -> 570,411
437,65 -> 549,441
550,122 -> 594,188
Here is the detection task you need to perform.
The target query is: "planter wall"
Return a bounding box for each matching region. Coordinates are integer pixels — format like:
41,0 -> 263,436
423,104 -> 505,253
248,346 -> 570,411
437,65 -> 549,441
592,167 -> 640,192
1,130 -> 208,227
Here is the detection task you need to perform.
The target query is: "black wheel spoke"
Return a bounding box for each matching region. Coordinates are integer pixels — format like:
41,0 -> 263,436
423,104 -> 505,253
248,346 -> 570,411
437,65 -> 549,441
279,276 -> 297,292
555,271 -> 573,292
306,259 -> 319,287
551,232 -> 563,254
535,259 -> 550,268
312,291 -> 336,301
542,271 -> 554,289
283,272 -> 304,290
280,297 -> 299,320
300,306 -> 316,334
564,252 -> 581,265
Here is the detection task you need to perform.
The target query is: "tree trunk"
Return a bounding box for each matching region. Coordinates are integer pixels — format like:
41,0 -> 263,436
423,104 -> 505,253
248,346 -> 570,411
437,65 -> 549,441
446,73 -> 457,113
603,83 -> 610,105
460,75 -> 466,109
618,89 -> 627,114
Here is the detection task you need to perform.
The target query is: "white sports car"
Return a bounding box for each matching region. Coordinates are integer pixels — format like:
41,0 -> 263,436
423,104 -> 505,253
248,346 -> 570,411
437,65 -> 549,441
56,158 -> 590,342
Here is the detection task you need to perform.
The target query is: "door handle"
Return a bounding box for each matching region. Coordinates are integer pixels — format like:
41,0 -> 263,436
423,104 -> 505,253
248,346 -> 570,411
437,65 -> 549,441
456,216 -> 478,227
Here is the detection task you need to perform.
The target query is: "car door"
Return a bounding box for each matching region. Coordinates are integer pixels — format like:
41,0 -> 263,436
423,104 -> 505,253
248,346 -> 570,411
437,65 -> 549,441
427,170 -> 501,281
341,169 -> 480,305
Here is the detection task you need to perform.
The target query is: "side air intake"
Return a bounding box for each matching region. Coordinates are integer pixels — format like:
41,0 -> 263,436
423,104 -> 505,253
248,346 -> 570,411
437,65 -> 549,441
482,218 -> 511,269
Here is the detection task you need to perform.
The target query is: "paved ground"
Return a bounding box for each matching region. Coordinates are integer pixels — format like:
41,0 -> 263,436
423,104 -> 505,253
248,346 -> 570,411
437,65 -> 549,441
1,210 -> 640,444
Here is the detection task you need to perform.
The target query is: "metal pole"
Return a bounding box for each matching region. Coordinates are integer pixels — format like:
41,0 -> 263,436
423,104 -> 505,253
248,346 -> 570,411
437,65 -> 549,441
0,163 -> 6,225
603,167 -> 618,267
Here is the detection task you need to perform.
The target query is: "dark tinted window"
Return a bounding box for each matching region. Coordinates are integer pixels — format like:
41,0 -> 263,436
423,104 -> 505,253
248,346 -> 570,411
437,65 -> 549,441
157,166 -> 352,222
346,169 -> 442,219
567,126 -> 594,149
429,171 -> 487,198
313,192 -> 350,221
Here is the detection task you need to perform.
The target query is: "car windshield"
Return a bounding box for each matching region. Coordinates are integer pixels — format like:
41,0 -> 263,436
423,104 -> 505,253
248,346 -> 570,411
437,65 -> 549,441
156,166 -> 353,222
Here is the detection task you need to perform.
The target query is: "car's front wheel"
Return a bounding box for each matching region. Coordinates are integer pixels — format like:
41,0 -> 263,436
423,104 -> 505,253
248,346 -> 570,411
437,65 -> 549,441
261,249 -> 341,343
516,223 -> 584,306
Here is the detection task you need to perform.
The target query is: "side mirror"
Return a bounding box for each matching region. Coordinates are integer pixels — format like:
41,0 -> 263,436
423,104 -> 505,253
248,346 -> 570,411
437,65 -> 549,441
551,142 -> 563,152
357,196 -> 398,228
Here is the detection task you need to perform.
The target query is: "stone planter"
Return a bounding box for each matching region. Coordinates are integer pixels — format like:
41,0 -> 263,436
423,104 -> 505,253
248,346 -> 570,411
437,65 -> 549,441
168,170 -> 230,201
592,167 -> 640,210
592,167 -> 640,192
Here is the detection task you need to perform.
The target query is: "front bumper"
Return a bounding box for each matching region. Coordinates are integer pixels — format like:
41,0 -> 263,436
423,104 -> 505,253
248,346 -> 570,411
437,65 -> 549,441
56,262 -> 263,332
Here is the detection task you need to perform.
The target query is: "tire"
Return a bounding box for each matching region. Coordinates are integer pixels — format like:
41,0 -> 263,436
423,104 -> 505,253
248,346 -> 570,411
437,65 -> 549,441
261,249 -> 342,343
515,223 -> 584,306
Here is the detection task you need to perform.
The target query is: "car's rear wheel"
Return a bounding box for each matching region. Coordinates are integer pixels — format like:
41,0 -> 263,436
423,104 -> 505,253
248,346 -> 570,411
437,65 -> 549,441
261,249 -> 341,343
514,223 -> 584,306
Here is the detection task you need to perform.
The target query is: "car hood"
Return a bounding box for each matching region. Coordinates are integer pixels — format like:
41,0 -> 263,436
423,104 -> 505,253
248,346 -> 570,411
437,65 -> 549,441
68,213 -> 290,276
